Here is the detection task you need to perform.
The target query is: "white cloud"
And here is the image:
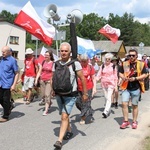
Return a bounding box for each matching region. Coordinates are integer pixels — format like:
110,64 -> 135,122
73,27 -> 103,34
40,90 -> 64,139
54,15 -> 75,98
0,0 -> 149,24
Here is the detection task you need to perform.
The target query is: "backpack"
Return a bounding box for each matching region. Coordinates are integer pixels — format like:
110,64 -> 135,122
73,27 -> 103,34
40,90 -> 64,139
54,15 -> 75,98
52,59 -> 76,95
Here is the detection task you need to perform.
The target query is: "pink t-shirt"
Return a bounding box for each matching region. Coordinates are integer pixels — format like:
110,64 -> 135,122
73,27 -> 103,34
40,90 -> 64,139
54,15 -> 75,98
40,61 -> 53,81
97,63 -> 118,88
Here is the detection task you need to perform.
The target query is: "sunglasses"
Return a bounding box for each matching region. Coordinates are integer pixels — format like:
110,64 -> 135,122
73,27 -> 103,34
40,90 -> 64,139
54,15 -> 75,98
129,54 -> 136,57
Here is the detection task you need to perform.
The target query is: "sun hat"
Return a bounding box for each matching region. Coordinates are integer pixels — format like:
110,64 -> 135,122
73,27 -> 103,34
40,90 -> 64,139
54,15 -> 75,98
25,48 -> 33,55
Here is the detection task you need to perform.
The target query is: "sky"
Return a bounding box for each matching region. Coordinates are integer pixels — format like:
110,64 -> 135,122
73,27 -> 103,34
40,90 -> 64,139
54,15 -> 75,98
0,0 -> 150,24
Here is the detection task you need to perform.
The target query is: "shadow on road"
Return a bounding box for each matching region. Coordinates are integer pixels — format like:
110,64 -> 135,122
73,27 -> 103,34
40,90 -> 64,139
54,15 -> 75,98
9,111 -> 25,120
114,117 -> 132,125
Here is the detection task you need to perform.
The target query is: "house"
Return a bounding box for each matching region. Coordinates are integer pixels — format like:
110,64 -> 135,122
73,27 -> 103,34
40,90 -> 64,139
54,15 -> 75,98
125,46 -> 150,57
92,40 -> 126,62
0,21 -> 26,68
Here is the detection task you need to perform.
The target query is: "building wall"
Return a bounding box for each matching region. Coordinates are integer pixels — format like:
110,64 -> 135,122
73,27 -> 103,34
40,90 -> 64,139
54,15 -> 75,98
0,21 -> 26,68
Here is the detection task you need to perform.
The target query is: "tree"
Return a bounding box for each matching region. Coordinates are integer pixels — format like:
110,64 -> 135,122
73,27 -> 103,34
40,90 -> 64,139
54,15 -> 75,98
76,13 -> 107,40
0,10 -> 17,23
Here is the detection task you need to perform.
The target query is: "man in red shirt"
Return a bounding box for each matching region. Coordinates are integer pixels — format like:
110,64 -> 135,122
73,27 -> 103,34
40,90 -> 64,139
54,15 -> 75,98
23,48 -> 39,104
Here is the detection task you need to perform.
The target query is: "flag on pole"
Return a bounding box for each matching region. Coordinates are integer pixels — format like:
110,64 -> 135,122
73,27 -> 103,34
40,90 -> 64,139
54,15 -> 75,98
98,24 -> 121,44
14,1 -> 55,46
37,46 -> 47,64
37,46 -> 58,64
77,36 -> 96,58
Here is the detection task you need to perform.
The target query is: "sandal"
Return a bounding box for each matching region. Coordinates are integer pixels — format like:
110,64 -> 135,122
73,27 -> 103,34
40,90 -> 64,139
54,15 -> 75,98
26,100 -> 30,105
54,141 -> 62,149
63,131 -> 73,140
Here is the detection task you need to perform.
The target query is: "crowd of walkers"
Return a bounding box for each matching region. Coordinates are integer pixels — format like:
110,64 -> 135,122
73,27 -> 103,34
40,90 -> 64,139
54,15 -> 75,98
0,44 -> 149,149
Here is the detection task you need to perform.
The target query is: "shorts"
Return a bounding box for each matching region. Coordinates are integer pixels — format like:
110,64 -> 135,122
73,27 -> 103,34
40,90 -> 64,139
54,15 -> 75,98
56,95 -> 77,115
121,89 -> 141,105
24,76 -> 35,91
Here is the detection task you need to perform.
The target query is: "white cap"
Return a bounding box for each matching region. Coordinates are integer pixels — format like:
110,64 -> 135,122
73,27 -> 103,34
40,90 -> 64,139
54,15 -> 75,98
25,48 -> 33,55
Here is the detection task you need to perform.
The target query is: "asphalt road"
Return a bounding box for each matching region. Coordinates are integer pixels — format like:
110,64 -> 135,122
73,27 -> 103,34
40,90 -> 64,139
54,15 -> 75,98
0,85 -> 150,150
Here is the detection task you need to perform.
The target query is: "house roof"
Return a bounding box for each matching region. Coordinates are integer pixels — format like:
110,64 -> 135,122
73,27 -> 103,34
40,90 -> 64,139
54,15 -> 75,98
125,46 -> 150,56
92,40 -> 124,53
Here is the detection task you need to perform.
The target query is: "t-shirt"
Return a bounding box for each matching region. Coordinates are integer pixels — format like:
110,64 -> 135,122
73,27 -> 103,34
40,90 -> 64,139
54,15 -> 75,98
40,61 -> 53,81
119,61 -> 147,91
24,57 -> 38,77
78,64 -> 95,91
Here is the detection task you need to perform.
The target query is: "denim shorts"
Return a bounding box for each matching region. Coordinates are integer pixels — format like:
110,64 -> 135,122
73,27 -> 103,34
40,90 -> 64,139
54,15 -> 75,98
121,89 -> 141,105
56,95 -> 77,115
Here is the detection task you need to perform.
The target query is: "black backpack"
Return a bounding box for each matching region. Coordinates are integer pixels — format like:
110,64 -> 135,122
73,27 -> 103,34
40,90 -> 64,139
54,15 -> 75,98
52,59 -> 76,95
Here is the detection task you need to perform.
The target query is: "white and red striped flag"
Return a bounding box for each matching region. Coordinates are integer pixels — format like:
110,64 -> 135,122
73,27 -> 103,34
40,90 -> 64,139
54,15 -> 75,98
14,1 -> 55,46
37,46 -> 47,64
98,24 -> 121,44
38,46 -> 58,64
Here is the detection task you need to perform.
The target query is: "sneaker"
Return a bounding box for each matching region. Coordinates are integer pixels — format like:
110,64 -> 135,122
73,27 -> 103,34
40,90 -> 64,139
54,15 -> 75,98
132,121 -> 138,129
39,99 -> 45,106
80,119 -> 85,125
42,111 -> 48,116
102,112 -> 107,118
111,103 -> 115,107
120,121 -> 130,129
54,141 -> 62,149
26,100 -> 30,105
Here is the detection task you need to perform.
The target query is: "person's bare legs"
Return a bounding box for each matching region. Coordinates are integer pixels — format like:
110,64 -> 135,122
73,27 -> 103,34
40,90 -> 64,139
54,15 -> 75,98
122,102 -> 129,121
58,112 -> 70,142
26,88 -> 32,104
132,105 -> 138,122
45,102 -> 50,113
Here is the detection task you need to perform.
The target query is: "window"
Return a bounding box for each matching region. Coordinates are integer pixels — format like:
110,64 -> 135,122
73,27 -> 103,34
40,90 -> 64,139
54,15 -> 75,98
9,36 -> 19,45
12,51 -> 18,59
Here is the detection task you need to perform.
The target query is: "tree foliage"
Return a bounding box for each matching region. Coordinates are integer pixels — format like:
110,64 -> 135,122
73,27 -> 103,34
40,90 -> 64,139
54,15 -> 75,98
1,10 -> 150,49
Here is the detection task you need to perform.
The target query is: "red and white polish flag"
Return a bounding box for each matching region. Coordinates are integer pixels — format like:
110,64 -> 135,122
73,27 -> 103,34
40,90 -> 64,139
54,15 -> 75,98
98,24 -> 121,44
38,46 -> 58,64
37,46 -> 47,64
14,1 -> 55,46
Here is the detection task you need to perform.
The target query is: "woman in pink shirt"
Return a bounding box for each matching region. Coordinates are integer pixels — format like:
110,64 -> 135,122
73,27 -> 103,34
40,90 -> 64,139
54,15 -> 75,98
97,53 -> 118,118
35,50 -> 54,116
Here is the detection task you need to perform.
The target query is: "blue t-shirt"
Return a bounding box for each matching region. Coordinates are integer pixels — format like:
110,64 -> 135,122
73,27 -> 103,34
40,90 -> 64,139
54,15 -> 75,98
0,56 -> 18,89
